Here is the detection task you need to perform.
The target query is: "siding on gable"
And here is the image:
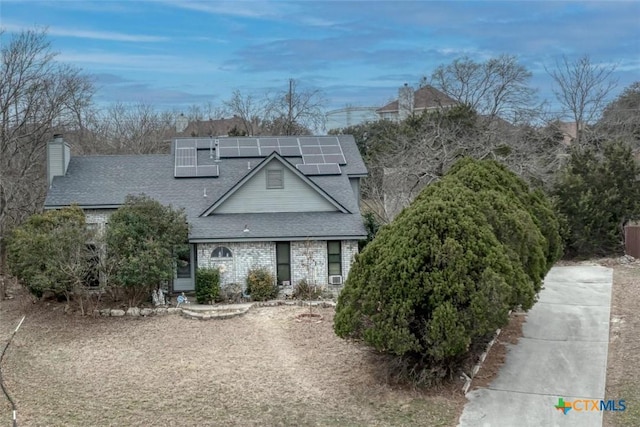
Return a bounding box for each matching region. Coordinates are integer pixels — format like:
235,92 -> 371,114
47,143 -> 64,186
214,159 -> 338,214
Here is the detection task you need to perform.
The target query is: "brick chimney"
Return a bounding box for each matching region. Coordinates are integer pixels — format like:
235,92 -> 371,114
176,113 -> 189,133
47,134 -> 71,187
398,83 -> 414,121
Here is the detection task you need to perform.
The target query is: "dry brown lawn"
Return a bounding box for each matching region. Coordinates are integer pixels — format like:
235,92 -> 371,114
604,260 -> 640,427
0,293 -> 464,427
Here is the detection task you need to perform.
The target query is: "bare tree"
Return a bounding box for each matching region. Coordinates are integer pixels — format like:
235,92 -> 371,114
90,102 -> 174,154
596,81 -> 640,149
429,55 -> 538,121
0,29 -> 94,283
223,89 -> 263,136
265,79 -> 327,135
185,101 -> 226,122
546,54 -> 618,146
359,106 -> 565,222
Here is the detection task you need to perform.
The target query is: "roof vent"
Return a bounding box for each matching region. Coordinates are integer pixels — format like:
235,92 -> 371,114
247,161 -> 251,170
203,188 -> 207,198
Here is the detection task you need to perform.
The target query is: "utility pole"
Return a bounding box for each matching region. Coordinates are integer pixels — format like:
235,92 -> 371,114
287,78 -> 293,135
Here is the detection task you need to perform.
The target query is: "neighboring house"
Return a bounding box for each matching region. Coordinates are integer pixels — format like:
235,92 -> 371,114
44,134 -> 368,293
376,84 -> 458,121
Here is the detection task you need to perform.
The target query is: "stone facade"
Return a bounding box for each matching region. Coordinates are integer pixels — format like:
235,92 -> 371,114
84,209 -> 114,233
341,240 -> 358,282
197,240 -> 359,290
197,242 -> 276,287
291,240 -> 327,286
81,208 -> 359,294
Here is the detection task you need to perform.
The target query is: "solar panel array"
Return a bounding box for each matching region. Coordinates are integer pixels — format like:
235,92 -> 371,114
173,137 -> 347,177
174,140 -> 219,178
216,137 -> 347,166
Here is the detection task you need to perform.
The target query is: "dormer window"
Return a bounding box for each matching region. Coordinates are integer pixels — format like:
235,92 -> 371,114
266,169 -> 284,189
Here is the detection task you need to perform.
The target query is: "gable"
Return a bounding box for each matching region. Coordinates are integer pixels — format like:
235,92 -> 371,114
212,158 -> 340,214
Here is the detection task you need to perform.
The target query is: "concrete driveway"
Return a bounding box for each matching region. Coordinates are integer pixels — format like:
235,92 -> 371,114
458,265 -> 613,427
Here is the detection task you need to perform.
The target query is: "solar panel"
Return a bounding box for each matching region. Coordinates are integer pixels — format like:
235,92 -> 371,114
296,163 -> 342,176
175,147 -> 196,167
320,145 -> 341,154
239,139 -> 259,147
175,166 -> 197,177
301,145 -> 322,155
321,137 -> 340,146
279,146 -> 302,156
299,137 -> 320,146
279,138 -> 299,147
317,163 -> 342,175
218,146 -> 239,157
259,138 -> 279,147
296,164 -> 319,175
196,164 -> 219,177
218,139 -> 238,148
238,146 -> 261,157
302,154 -> 324,164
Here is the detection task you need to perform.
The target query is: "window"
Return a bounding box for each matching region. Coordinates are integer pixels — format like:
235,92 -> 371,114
176,244 -> 191,279
328,241 -> 342,276
266,169 -> 284,189
276,242 -> 291,284
84,244 -> 100,287
211,246 -> 232,258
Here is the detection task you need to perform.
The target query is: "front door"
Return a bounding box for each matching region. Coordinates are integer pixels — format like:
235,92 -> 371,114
174,244 -> 195,291
276,242 -> 291,285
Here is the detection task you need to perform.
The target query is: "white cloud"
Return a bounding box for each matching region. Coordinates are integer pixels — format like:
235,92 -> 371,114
58,50 -> 222,74
159,0 -> 281,19
1,22 -> 167,42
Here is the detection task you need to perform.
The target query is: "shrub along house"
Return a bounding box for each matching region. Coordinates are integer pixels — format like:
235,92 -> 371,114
44,135 -> 368,294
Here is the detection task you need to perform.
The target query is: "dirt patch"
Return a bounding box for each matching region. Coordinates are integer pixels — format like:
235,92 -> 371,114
604,260 -> 640,427
0,290 -> 465,427
469,311 -> 526,390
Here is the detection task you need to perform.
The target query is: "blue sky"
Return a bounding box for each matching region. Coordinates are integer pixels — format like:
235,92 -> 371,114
1,0 -> 639,120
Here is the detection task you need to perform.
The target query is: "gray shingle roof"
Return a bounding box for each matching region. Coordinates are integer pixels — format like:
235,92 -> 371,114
45,135 -> 368,241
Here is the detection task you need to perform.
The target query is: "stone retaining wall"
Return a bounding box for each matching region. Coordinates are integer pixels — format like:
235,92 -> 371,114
94,300 -> 336,318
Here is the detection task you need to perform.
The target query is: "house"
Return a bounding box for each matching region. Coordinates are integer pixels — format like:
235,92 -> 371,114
44,134 -> 368,293
376,84 -> 458,121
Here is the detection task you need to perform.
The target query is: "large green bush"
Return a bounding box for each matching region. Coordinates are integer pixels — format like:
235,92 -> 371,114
7,206 -> 95,302
443,157 -> 563,269
245,267 -> 277,301
105,195 -> 188,307
334,157 -> 561,385
554,141 -> 640,257
195,267 -> 220,304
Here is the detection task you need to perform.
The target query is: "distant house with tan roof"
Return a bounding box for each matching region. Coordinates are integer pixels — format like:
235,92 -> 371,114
376,84 -> 458,122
